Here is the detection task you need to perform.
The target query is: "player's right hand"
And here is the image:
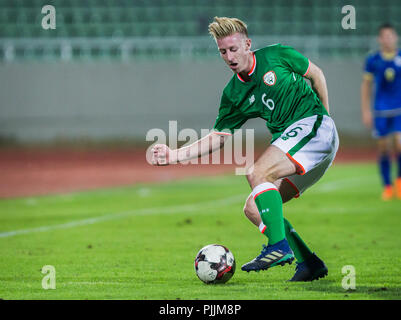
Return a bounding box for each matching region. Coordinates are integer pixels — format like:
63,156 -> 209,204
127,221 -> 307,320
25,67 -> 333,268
151,144 -> 172,166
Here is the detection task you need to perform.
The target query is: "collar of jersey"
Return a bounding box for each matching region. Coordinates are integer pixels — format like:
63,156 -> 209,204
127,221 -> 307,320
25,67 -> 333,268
380,50 -> 398,61
237,52 -> 256,83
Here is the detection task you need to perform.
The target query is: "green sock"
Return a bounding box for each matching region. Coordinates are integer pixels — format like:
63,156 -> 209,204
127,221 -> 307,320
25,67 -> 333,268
252,182 -> 285,245
284,218 -> 313,263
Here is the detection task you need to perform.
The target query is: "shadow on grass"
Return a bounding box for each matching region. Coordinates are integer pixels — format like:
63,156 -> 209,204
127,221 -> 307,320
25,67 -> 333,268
225,277 -> 401,299
299,279 -> 401,299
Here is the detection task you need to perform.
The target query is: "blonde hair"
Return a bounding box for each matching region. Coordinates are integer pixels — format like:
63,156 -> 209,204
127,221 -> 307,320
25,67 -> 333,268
208,17 -> 248,40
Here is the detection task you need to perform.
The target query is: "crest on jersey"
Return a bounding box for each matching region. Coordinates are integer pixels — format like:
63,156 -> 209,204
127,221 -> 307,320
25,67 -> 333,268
385,67 -> 395,82
263,71 -> 276,86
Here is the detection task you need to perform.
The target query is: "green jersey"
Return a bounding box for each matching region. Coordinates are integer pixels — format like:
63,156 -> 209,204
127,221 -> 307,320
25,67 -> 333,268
213,44 -> 329,142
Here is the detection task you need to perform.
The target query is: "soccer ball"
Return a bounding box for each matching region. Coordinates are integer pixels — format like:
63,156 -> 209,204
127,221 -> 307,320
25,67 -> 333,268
194,244 -> 235,284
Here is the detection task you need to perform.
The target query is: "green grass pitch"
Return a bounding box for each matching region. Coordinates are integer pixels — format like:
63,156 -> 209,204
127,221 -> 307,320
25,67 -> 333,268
0,163 -> 400,300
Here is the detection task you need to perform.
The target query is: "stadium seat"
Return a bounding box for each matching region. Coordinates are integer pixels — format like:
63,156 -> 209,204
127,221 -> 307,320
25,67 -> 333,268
1,0 -> 399,60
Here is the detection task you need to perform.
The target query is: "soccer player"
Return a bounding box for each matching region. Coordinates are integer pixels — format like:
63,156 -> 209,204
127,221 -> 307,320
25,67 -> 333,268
151,17 -> 339,281
361,23 -> 401,200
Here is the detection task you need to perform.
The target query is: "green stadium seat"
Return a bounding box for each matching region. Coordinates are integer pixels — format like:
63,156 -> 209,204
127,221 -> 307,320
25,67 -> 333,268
316,22 -> 333,36
110,26 -> 124,38
144,6 -> 162,22
1,0 -> 400,59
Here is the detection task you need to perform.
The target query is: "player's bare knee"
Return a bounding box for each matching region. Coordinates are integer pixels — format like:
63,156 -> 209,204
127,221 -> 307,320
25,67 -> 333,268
246,165 -> 276,187
394,134 -> 401,153
377,138 -> 390,154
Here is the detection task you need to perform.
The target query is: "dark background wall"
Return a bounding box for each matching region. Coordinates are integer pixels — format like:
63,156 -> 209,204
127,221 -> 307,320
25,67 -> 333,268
0,57 -> 367,143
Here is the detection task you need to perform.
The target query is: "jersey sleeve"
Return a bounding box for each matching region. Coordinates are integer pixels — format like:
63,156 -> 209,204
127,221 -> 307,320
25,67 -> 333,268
279,45 -> 310,76
363,55 -> 374,80
213,91 -> 248,134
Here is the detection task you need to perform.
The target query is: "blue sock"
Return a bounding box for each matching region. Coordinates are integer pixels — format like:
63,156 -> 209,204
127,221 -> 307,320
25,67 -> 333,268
379,154 -> 392,186
397,153 -> 401,178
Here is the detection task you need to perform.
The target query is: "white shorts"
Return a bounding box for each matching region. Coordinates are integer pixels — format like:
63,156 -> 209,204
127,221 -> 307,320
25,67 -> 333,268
272,114 -> 339,197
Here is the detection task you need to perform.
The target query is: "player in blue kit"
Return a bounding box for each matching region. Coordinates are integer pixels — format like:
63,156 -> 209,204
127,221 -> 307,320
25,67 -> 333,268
361,23 -> 401,200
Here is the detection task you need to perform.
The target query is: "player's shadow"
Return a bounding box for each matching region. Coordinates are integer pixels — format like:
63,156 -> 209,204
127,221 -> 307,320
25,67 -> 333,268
300,279 -> 400,299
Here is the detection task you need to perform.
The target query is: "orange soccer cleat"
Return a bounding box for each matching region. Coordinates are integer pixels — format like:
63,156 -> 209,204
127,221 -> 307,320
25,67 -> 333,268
396,178 -> 401,199
382,185 -> 394,201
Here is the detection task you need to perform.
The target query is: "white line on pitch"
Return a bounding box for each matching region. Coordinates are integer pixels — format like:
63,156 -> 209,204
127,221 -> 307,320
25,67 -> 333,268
63,281 -> 123,286
0,175 -> 374,239
0,195 -> 244,239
